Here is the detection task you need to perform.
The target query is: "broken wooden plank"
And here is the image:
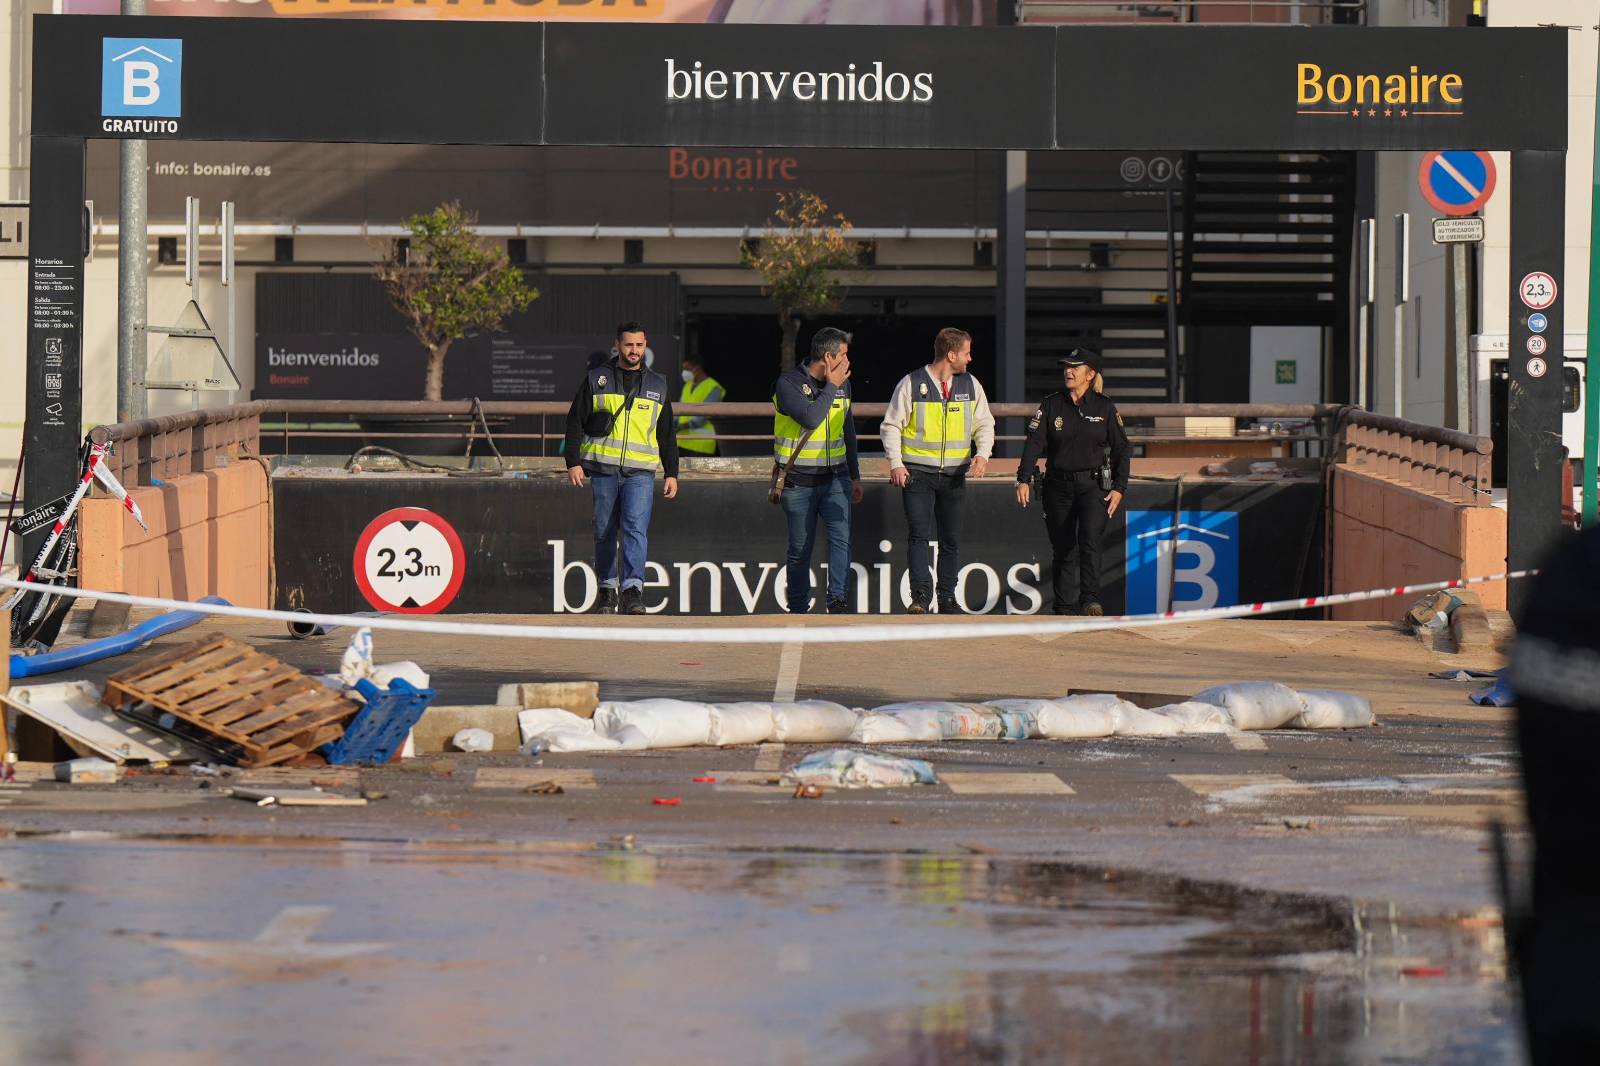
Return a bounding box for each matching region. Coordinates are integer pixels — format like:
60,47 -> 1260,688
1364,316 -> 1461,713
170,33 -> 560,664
231,786 -> 368,807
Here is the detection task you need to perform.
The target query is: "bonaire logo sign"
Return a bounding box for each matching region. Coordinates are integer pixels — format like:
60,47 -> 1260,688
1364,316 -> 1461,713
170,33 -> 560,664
101,37 -> 183,135
1295,62 -> 1463,121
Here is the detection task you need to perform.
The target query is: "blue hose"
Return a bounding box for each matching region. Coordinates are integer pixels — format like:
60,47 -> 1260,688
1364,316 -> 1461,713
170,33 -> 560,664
10,595 -> 230,679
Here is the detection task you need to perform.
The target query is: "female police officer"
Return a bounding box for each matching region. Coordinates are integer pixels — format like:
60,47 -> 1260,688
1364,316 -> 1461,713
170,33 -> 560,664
1014,348 -> 1131,616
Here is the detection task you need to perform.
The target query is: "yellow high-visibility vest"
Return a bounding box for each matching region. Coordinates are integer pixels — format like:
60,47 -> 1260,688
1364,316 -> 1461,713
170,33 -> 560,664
900,369 -> 975,469
677,375 -> 724,455
579,366 -> 667,472
773,379 -> 850,469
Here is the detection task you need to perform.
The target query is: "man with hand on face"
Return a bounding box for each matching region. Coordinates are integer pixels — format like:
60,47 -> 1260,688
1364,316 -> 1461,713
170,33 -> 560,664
879,327 -> 996,614
772,327 -> 862,615
565,322 -> 679,615
1015,347 -> 1131,616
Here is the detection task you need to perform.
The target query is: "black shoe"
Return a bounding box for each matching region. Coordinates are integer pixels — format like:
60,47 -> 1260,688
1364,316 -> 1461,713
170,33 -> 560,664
1054,604 -> 1080,616
621,587 -> 646,615
907,601 -> 929,616
826,597 -> 851,614
937,599 -> 960,616
594,588 -> 619,614
1080,600 -> 1105,617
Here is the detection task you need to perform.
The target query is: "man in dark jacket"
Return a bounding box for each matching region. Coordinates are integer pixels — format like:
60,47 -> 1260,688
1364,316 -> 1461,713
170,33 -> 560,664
564,322 -> 678,614
771,327 -> 862,614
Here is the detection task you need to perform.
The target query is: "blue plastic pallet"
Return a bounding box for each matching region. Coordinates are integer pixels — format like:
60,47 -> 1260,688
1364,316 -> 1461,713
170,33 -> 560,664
321,676 -> 437,766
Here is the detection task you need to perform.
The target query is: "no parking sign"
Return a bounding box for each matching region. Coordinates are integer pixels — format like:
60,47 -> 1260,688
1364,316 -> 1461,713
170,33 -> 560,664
353,507 -> 466,613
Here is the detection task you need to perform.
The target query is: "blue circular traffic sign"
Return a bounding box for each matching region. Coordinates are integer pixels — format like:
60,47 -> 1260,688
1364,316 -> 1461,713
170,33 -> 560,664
1528,312 -> 1548,334
1419,151 -> 1497,217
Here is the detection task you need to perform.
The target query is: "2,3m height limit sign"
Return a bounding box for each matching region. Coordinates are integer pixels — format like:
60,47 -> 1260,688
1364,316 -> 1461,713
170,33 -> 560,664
353,507 -> 466,613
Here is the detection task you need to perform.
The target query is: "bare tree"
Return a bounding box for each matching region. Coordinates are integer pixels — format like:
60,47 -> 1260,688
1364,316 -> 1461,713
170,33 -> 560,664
741,190 -> 859,371
375,201 -> 538,401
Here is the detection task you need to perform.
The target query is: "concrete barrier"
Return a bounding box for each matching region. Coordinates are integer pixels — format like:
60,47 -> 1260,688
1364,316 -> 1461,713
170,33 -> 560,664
80,461 -> 270,609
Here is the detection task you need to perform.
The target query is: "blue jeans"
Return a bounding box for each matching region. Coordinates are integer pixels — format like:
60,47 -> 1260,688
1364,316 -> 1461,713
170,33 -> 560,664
781,477 -> 851,612
591,469 -> 655,591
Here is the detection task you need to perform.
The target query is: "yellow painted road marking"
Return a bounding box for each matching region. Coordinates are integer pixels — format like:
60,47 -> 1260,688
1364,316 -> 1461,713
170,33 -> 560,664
941,771 -> 1074,796
706,770 -> 784,784
472,768 -> 597,790
1229,733 -> 1268,752
754,743 -> 785,772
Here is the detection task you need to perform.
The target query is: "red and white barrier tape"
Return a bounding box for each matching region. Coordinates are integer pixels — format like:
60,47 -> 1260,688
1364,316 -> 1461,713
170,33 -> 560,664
0,569 -> 1536,645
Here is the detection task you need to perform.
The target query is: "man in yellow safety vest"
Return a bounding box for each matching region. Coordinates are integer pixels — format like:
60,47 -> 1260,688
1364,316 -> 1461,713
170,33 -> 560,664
676,355 -> 724,457
564,322 -> 679,615
772,327 -> 862,614
879,327 -> 996,614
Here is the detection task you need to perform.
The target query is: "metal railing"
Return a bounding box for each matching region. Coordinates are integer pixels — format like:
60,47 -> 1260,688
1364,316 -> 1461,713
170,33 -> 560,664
1333,408 -> 1493,505
1017,0 -> 1366,25
87,400 -> 1342,486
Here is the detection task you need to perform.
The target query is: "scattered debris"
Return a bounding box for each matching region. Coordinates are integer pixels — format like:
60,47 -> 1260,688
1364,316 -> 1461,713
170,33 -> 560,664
231,786 -> 368,807
102,634 -> 361,768
523,781 -> 565,795
55,757 -> 119,784
1,681 -> 208,764
692,776 -> 717,783
322,677 -> 437,767
792,783 -> 824,799
652,796 -> 681,806
473,768 -> 596,790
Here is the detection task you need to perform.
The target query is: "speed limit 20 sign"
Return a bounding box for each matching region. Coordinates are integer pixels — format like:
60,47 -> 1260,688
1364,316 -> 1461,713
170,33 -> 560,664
353,507 -> 466,613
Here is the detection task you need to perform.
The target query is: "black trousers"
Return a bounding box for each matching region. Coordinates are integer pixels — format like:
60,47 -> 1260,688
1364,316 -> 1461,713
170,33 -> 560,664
902,467 -> 966,605
1041,471 -> 1107,612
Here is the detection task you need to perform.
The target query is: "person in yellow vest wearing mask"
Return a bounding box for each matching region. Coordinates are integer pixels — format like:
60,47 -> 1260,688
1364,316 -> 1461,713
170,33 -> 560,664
564,322 -> 679,615
772,327 -> 862,614
879,327 -> 996,614
676,355 -> 725,458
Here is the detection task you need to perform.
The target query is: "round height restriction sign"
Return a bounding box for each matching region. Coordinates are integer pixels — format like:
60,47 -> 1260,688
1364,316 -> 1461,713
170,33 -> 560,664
1519,272 -> 1557,310
353,507 -> 466,613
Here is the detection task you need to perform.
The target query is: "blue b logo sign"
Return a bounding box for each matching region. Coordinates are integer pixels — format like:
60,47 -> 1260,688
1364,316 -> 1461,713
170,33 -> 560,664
101,38 -> 183,118
1124,509 -> 1240,613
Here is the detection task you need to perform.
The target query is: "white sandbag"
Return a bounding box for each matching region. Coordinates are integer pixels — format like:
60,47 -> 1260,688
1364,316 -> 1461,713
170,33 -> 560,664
1036,694 -> 1122,739
592,699 -> 714,748
1109,704 -> 1185,737
787,749 -> 938,788
516,707 -> 621,753
770,701 -> 861,743
451,728 -> 494,753
372,661 -> 431,689
870,702 -> 1004,740
1293,689 -> 1375,729
849,711 -> 945,744
1154,701 -> 1236,734
982,699 -> 1051,739
1192,682 -> 1307,731
708,703 -> 777,746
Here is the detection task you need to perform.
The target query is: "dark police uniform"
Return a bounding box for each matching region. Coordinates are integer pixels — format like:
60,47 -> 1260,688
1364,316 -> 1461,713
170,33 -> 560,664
1509,525 -> 1600,1063
1017,364 -> 1132,614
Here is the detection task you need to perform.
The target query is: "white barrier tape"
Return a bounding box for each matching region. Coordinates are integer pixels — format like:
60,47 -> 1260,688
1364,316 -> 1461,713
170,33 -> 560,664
0,570 -> 1535,646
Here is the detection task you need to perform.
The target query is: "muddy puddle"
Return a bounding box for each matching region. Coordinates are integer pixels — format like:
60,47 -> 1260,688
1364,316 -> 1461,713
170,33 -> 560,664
0,836 -> 1515,1064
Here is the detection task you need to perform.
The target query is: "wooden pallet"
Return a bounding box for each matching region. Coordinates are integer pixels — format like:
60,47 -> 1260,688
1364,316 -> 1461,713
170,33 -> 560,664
102,634 -> 359,768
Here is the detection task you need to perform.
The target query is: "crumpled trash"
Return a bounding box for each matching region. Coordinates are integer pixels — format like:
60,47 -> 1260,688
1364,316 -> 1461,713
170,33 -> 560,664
339,627 -> 375,686
334,627 -> 430,691
517,708 -> 622,753
785,749 -> 937,789
451,728 -> 494,753
1470,675 -> 1516,707
1429,668 -> 1500,681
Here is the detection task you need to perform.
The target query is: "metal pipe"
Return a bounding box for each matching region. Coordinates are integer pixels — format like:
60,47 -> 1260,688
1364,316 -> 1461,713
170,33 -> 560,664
115,0 -> 148,424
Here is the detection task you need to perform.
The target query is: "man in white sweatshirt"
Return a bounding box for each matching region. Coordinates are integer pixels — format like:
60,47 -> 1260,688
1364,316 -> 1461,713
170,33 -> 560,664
878,327 -> 996,614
